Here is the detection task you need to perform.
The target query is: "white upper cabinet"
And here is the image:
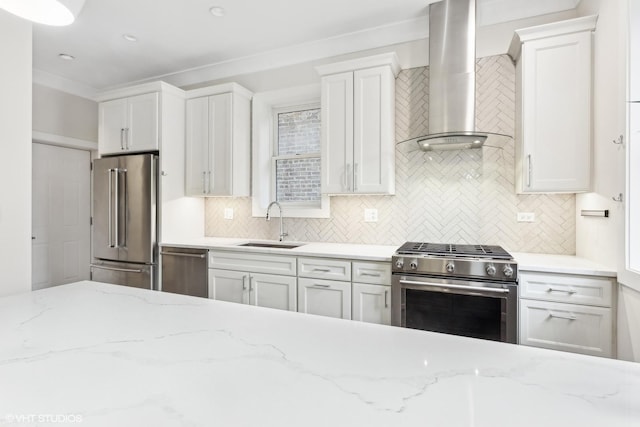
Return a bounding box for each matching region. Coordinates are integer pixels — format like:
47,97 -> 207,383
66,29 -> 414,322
99,92 -> 159,155
317,53 -> 399,195
185,83 -> 252,197
509,16 -> 597,194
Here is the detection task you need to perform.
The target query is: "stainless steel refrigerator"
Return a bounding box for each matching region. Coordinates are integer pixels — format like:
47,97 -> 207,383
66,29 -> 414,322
90,153 -> 158,289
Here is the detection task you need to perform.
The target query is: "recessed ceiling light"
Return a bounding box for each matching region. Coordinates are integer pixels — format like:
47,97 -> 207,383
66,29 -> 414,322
209,6 -> 225,17
122,34 -> 138,42
58,53 -> 75,61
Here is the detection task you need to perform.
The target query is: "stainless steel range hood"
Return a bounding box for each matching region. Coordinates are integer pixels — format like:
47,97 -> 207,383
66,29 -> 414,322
399,0 -> 508,151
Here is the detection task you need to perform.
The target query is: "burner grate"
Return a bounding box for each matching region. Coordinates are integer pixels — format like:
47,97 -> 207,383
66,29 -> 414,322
397,242 -> 513,260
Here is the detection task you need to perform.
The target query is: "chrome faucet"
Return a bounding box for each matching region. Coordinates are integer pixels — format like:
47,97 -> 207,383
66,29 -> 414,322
266,201 -> 288,242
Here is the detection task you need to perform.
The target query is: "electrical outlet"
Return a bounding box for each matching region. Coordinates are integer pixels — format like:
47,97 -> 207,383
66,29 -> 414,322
364,208 -> 378,222
517,212 -> 535,222
224,208 -> 234,220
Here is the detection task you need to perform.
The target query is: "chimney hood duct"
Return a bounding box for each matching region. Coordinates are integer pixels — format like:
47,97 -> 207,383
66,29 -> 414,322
399,0 -> 508,151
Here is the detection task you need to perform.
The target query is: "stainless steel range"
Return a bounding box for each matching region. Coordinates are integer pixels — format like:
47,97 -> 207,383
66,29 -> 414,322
391,242 -> 518,343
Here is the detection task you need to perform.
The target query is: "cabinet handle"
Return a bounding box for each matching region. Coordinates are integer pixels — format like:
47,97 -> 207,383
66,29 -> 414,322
313,268 -> 331,273
346,164 -> 351,191
546,287 -> 577,295
360,272 -> 381,277
312,284 -> 331,288
242,275 -> 248,291
120,128 -> 125,150
526,154 -> 532,187
354,163 -> 358,192
384,290 -> 388,308
548,312 -> 577,321
249,276 -> 254,292
202,172 -> 207,194
208,170 -> 212,194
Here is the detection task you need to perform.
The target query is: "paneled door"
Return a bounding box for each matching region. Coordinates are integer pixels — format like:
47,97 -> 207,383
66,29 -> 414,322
32,143 -> 91,290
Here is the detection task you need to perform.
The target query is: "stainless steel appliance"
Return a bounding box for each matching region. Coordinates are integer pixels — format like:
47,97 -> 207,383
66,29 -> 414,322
160,246 -> 208,297
90,153 -> 157,289
391,242 -> 518,343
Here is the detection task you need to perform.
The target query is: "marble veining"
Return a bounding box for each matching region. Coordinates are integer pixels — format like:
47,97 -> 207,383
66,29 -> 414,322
1,282 -> 639,427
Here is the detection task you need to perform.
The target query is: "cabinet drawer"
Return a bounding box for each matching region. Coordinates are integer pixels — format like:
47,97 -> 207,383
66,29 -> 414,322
298,257 -> 351,281
519,299 -> 612,358
209,251 -> 296,276
352,261 -> 391,285
519,272 -> 613,307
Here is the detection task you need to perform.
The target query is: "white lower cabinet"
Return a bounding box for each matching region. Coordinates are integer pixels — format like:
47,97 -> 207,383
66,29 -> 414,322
298,278 -> 351,319
208,251 -> 297,312
352,283 -> 391,325
518,271 -> 614,358
209,269 -> 297,311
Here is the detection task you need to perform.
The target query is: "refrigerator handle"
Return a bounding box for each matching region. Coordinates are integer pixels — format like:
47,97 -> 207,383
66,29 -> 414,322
121,168 -> 128,247
114,167 -> 119,248
108,168 -> 115,248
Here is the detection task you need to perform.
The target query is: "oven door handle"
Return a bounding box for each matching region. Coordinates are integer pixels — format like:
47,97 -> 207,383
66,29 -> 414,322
398,279 -> 511,294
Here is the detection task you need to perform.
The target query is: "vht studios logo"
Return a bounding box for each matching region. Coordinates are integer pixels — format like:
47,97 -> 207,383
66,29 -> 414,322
4,413 -> 83,424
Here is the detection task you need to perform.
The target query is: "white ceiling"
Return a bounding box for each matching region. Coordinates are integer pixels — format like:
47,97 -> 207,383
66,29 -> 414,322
31,0 -> 581,96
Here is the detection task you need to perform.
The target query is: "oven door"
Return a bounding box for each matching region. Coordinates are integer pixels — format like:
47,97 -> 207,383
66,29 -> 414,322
391,274 -> 518,343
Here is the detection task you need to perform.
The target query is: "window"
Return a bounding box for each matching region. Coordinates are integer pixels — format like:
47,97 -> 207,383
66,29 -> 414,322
252,84 -> 330,218
272,106 -> 321,208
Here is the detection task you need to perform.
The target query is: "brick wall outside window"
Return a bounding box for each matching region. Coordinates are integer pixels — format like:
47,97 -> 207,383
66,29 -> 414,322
276,109 -> 321,203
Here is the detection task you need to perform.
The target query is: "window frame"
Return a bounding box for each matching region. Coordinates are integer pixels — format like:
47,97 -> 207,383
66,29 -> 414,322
251,84 -> 330,219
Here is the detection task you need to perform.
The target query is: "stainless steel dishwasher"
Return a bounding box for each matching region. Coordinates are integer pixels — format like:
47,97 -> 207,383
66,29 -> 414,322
160,246 -> 208,298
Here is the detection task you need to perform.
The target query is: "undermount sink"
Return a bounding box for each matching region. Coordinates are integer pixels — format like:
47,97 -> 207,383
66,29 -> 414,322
238,242 -> 303,249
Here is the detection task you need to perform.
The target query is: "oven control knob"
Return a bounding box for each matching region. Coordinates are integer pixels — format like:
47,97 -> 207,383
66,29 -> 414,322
486,264 -> 497,276
395,259 -> 404,269
446,262 -> 455,273
409,260 -> 418,270
503,265 -> 514,278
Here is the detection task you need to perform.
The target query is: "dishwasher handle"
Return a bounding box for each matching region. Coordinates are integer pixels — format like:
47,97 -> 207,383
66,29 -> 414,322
160,251 -> 206,259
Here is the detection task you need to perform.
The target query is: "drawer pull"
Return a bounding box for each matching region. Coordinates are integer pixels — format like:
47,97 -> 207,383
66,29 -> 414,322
548,312 -> 577,321
313,268 -> 331,273
546,287 -> 577,295
361,272 -> 382,277
312,284 -> 331,288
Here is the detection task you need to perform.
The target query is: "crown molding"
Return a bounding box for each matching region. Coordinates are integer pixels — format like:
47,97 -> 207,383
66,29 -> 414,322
115,15 -> 428,90
32,68 -> 98,100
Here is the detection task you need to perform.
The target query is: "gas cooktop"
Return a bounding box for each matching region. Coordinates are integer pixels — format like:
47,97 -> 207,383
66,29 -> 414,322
396,242 -> 513,260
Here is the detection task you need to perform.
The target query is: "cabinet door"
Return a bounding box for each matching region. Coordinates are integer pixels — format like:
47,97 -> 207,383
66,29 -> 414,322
298,278 -> 351,319
519,299 -> 612,357
127,92 -> 159,153
99,98 -> 128,155
352,283 -> 390,325
209,93 -> 233,195
321,72 -> 354,194
185,97 -> 210,195
249,273 -> 297,312
208,269 -> 248,304
353,66 -> 395,194
520,32 -> 592,192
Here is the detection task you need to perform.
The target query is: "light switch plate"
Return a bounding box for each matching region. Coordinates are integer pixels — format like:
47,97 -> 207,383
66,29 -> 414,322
364,208 -> 378,222
224,208 -> 234,220
517,212 -> 535,222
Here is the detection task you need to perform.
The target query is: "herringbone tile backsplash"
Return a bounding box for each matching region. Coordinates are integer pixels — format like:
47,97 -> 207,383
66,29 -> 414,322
205,55 -> 576,254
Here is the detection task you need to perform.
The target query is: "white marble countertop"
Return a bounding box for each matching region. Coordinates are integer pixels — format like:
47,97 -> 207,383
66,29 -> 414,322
161,237 -> 617,278
161,237 -> 399,262
513,252 -> 617,278
1,281 -> 638,427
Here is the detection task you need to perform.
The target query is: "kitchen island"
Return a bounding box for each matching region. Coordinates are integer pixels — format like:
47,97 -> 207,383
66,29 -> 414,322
1,282 -> 638,426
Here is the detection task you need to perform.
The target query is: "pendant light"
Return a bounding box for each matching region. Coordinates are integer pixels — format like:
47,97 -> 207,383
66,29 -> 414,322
0,0 -> 86,26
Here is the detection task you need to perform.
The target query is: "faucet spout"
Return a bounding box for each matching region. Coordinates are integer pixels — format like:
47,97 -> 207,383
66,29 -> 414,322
266,201 -> 288,242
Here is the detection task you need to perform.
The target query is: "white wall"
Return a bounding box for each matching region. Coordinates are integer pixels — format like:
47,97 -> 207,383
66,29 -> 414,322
32,83 -> 98,142
0,10 -> 32,296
